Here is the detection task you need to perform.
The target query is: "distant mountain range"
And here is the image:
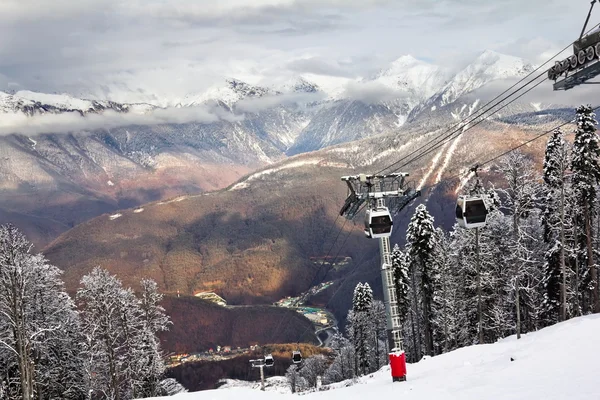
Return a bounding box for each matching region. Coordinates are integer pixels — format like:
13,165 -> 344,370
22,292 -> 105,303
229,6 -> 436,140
0,49 -> 569,249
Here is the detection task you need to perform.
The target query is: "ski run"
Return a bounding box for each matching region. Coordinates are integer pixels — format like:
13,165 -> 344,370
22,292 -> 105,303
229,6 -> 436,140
151,315 -> 600,400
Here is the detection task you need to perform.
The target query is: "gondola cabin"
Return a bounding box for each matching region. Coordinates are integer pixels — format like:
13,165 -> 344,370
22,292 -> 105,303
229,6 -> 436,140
364,207 -> 393,239
456,195 -> 488,229
264,354 -> 274,367
292,351 -> 302,364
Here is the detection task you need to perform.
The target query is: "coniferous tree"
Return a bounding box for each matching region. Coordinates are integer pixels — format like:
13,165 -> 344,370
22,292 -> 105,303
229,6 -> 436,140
391,244 -> 410,325
347,283 -> 373,375
406,204 -> 438,356
324,334 -> 354,383
571,105 -> 600,313
541,128 -> 571,323
136,279 -> 172,398
431,228 -> 455,353
369,300 -> 388,370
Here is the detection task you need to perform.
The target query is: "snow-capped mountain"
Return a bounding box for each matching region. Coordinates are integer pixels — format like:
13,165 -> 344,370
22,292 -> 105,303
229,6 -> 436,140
276,76 -> 321,94
178,79 -> 274,108
0,90 -> 139,116
433,50 -> 534,107
374,55 -> 451,104
406,50 -> 538,127
0,49 -> 563,249
287,56 -> 451,155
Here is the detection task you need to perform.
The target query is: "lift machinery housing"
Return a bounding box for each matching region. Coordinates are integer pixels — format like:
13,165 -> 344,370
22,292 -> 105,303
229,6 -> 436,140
549,0 -> 600,90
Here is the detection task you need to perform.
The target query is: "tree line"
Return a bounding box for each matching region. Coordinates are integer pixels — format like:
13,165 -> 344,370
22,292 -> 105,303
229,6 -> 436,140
391,104 -> 600,362
288,104 -> 600,388
0,225 -> 185,400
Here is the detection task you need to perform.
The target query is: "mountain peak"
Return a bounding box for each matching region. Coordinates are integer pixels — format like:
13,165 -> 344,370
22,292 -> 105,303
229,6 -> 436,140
434,50 -> 534,106
277,77 -> 321,94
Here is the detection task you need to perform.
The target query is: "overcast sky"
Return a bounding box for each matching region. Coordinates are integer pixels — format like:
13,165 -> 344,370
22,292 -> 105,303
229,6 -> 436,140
0,0 -> 592,102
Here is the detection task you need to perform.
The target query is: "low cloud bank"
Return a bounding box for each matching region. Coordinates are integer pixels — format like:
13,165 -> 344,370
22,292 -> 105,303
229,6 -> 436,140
341,81 -> 408,104
0,91 -> 323,135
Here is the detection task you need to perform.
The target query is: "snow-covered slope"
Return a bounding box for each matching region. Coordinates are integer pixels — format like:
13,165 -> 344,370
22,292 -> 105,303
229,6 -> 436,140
178,79 -> 274,108
0,90 -> 137,115
153,314 -> 600,399
407,50 -> 537,128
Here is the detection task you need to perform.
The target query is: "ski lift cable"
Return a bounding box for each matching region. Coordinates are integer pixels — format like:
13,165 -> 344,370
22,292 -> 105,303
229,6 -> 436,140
377,21 -> 600,176
375,22 -> 600,177
418,104 -> 600,195
467,105 -> 600,170
387,75 -> 548,175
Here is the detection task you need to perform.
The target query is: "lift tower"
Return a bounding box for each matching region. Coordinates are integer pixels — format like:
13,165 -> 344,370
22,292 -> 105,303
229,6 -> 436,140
339,173 -> 420,382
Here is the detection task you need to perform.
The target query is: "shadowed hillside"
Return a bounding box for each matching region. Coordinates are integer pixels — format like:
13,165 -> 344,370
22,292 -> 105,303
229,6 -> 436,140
160,296 -> 318,353
45,118 -> 568,341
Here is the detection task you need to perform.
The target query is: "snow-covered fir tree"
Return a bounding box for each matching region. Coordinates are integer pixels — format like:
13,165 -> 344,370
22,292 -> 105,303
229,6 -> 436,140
541,128 -> 571,323
571,105 -> 600,313
431,227 -> 457,353
391,244 -> 410,325
136,279 -> 172,398
406,204 -> 438,356
369,300 -> 388,370
498,150 -> 543,338
347,282 -> 374,376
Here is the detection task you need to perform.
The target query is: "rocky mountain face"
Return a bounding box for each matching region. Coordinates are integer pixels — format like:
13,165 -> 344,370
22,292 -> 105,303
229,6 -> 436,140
0,80 -> 318,247
43,103 -> 572,313
286,55 -> 452,155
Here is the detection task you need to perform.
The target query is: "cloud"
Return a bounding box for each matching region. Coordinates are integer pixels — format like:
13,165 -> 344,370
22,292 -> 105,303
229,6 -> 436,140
341,81 -> 406,104
0,0 -> 591,104
0,89 -> 327,135
235,91 -> 326,113
0,106 -> 244,136
287,57 -> 354,77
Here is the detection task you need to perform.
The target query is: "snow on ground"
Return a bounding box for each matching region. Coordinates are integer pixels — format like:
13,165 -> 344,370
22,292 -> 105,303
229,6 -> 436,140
133,208 -> 144,213
217,377 -> 291,394
434,135 -> 462,184
109,213 -> 122,220
230,158 -> 323,190
417,143 -> 447,191
152,315 -> 600,400
531,102 -> 542,112
15,90 -> 94,110
107,180 -> 114,186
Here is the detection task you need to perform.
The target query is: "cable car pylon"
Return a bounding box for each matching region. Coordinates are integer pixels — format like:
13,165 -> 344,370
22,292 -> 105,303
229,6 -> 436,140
339,172 -> 420,382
